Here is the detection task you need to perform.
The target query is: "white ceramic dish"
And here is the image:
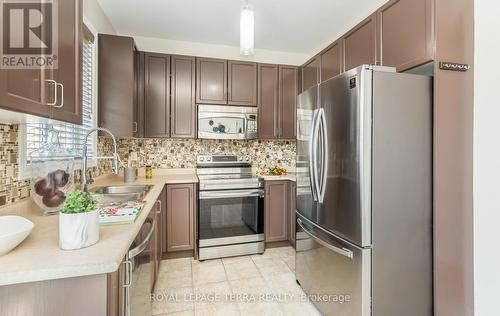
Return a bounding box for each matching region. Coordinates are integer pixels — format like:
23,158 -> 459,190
0,216 -> 34,256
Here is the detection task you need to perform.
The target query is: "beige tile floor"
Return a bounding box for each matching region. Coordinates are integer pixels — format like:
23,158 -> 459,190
152,246 -> 321,316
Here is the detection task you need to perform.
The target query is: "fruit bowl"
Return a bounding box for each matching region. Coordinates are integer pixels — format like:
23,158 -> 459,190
0,216 -> 34,256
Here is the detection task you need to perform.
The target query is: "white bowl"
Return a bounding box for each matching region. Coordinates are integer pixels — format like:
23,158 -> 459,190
0,216 -> 34,256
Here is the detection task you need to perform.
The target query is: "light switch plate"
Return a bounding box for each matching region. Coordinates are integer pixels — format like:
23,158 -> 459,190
129,151 -> 138,161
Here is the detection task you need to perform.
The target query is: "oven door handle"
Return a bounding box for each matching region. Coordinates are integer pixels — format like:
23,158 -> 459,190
199,189 -> 264,200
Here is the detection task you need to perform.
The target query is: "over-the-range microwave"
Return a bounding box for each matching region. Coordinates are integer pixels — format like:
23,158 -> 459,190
197,104 -> 258,140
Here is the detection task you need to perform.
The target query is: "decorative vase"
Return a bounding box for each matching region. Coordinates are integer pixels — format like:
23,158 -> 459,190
59,210 -> 99,250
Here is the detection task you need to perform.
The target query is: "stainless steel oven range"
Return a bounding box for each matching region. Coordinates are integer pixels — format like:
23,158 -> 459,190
197,155 -> 264,260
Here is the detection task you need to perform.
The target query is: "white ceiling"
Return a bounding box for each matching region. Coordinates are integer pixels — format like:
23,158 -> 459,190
97,0 -> 387,56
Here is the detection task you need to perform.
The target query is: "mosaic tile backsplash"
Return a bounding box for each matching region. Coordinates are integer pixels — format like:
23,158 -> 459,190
0,122 -> 296,206
101,137 -> 296,170
0,124 -> 31,206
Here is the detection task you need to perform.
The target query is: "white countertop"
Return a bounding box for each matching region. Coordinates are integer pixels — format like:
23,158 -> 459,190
0,169 -> 197,286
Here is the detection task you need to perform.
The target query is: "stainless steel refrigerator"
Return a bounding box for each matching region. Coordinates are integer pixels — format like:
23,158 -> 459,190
295,65 -> 432,316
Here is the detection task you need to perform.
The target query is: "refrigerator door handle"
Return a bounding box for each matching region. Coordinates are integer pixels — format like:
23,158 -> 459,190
297,218 -> 354,259
309,109 -> 320,201
317,108 -> 328,203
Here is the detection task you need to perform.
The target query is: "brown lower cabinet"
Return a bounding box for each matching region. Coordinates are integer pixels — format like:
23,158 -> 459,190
265,180 -> 295,243
157,186 -> 167,260
166,183 -> 196,252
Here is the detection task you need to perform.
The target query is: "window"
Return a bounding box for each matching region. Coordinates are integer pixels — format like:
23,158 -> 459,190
18,23 -> 97,179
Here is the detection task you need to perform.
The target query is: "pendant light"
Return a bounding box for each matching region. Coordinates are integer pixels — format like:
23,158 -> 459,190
240,0 -> 254,55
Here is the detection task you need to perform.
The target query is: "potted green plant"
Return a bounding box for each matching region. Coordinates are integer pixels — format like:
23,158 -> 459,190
58,190 -> 99,250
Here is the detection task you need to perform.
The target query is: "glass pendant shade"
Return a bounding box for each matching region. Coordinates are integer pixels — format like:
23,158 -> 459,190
240,4 -> 254,55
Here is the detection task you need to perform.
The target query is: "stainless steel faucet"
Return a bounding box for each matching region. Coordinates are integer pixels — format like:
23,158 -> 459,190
81,127 -> 120,192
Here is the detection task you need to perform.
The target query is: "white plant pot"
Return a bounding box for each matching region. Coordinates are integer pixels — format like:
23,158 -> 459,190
59,210 -> 99,250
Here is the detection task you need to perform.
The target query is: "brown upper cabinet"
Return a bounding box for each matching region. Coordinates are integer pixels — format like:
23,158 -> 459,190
320,41 -> 343,82
258,64 -> 279,139
378,0 -> 434,71
0,0 -> 82,124
166,184 -> 196,252
98,34 -> 135,137
144,53 -> 171,138
301,56 -> 320,91
258,64 -> 297,139
196,57 -> 227,104
228,60 -> 257,106
134,51 -> 145,138
279,65 -> 298,139
171,55 -> 196,138
342,13 -> 378,71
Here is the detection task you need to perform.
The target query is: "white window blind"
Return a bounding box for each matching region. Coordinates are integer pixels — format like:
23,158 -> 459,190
19,24 -> 97,179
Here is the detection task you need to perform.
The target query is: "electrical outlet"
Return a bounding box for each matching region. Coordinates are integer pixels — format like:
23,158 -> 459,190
277,150 -> 283,160
130,151 -> 138,161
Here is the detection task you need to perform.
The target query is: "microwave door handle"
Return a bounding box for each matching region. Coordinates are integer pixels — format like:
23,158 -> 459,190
128,218 -> 155,258
297,218 -> 354,259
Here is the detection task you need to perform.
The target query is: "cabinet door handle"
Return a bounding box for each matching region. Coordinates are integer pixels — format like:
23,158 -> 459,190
133,121 -> 138,133
156,200 -> 161,214
45,80 -> 57,106
53,82 -> 64,108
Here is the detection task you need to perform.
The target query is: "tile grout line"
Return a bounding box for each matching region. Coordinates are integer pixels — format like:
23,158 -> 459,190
221,257 -> 243,316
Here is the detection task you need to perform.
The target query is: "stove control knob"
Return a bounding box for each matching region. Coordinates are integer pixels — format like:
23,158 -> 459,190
207,157 -> 212,161
245,157 -> 250,161
239,157 -> 243,161
199,157 -> 205,162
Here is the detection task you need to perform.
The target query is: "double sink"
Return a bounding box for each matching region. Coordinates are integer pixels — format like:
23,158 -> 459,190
90,185 -> 153,204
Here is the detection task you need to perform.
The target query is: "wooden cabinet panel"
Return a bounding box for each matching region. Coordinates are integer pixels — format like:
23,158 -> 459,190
50,0 -> 82,124
302,56 -> 320,91
0,68 -> 48,118
320,41 -> 343,82
147,206 -> 157,292
158,187 -> 167,257
144,53 -> 170,137
171,55 -> 196,138
155,187 -> 166,275
98,34 -> 135,137
107,259 -> 125,316
196,57 -> 227,104
258,64 -> 279,139
134,51 -> 145,138
228,61 -> 257,106
343,13 -> 378,71
378,0 -> 434,71
166,184 -> 195,252
279,65 -> 298,139
265,181 -> 288,242
287,181 -> 296,246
